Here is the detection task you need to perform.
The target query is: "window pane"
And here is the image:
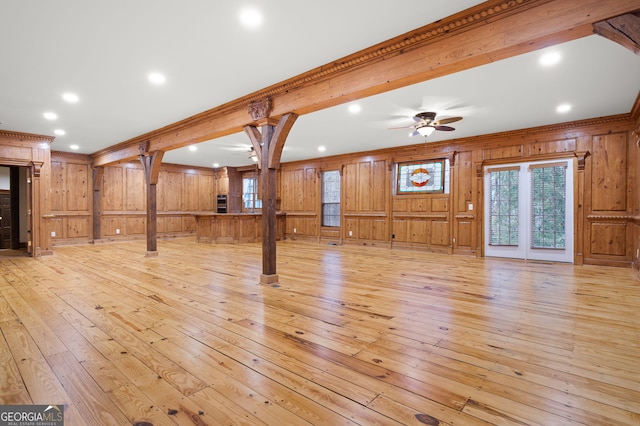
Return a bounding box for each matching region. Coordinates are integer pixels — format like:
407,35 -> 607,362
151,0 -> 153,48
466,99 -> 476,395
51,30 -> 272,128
242,177 -> 261,211
323,203 -> 340,227
488,169 -> 519,246
397,160 -> 445,193
530,166 -> 565,249
322,171 -> 340,227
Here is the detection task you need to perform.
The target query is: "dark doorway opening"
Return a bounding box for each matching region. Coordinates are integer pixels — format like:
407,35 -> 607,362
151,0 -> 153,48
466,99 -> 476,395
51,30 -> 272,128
0,166 -> 28,256
0,189 -> 11,249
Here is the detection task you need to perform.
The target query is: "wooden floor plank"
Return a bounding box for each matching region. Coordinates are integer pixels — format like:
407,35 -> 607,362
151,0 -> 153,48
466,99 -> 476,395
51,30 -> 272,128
46,350 -> 131,425
0,325 -> 31,404
0,238 -> 638,425
0,321 -> 73,405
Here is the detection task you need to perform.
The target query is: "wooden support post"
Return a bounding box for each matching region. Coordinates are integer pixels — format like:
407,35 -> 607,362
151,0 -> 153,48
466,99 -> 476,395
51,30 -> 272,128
138,142 -> 164,257
260,125 -> 278,281
244,99 -> 298,284
92,167 -> 104,241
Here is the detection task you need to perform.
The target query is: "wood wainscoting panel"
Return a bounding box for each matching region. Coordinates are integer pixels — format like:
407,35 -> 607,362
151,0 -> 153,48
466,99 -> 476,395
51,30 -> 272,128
158,171 -> 183,212
392,219 -> 408,242
103,166 -> 125,211
487,144 -> 524,160
102,217 -> 125,237
65,216 -> 90,239
407,219 -> 428,244
590,222 -> 627,256
456,221 -> 472,248
530,138 -> 576,156
430,220 -> 449,247
126,216 -> 146,235
49,218 -> 63,241
591,132 -> 628,212
66,163 -> 90,212
125,167 -> 145,212
431,198 -> 449,212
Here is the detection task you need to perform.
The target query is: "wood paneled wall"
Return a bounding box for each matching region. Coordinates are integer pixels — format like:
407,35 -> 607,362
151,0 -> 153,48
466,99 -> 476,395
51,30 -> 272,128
45,113 -> 637,269
631,115 -> 640,279
279,115 -> 638,267
50,155 -> 215,245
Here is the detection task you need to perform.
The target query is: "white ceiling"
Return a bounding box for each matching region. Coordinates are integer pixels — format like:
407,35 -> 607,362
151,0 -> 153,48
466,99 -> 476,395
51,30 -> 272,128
1,1 -> 639,168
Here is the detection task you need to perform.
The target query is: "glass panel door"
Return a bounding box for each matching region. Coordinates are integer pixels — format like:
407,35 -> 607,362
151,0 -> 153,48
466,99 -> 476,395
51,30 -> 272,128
484,159 -> 573,262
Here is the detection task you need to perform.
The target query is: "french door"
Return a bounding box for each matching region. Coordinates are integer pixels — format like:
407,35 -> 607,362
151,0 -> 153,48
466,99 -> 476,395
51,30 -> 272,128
484,159 -> 574,263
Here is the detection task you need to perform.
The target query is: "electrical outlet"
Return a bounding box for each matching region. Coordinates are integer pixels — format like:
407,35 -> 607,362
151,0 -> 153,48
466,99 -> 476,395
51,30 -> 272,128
50,231 -> 56,237
349,230 -> 353,236
468,203 -> 474,211
293,228 -> 297,233
116,229 -> 120,234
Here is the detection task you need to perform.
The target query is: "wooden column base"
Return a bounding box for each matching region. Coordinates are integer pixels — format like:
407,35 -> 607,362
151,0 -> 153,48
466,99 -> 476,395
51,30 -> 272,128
145,251 -> 159,258
260,274 -> 279,285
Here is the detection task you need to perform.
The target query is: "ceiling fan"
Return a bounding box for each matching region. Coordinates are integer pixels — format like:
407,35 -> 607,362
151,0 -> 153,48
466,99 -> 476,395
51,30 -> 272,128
389,112 -> 462,137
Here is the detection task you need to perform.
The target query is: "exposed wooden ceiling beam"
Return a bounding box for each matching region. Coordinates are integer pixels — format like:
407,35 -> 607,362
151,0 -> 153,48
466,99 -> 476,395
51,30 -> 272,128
593,12 -> 640,56
91,0 -> 640,167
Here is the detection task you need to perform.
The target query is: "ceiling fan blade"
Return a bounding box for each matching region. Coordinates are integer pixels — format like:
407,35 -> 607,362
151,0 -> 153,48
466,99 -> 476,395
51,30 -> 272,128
434,125 -> 456,131
433,116 -> 463,125
409,130 -> 419,137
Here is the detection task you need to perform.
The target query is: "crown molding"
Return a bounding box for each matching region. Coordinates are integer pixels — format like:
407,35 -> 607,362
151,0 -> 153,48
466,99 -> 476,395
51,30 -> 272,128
51,150 -> 91,161
0,130 -> 54,143
438,113 -> 634,145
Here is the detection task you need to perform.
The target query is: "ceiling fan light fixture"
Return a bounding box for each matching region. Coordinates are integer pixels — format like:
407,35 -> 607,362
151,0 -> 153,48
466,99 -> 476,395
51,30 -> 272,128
417,125 -> 435,137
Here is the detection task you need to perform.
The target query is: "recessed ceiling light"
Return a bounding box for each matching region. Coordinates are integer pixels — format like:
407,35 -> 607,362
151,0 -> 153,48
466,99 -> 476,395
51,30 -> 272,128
43,112 -> 58,120
556,103 -> 572,113
70,144 -> 79,150
189,145 -> 197,152
148,72 -> 166,85
318,146 -> 326,152
54,129 -> 66,136
62,92 -> 79,103
348,104 -> 361,114
239,7 -> 263,29
539,51 -> 561,67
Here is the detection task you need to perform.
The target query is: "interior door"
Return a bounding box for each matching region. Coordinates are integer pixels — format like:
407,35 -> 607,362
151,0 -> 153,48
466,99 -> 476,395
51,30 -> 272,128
484,159 -> 574,263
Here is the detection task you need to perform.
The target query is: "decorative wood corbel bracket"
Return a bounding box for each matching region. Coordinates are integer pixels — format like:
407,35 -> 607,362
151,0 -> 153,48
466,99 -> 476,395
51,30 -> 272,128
138,140 -> 164,185
575,151 -> 590,171
248,97 -> 277,125
138,140 -> 150,156
31,161 -> 43,178
243,113 -> 298,170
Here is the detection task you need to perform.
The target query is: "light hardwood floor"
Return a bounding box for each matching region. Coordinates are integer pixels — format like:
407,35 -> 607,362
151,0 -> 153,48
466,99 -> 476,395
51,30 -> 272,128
1,239 -> 639,425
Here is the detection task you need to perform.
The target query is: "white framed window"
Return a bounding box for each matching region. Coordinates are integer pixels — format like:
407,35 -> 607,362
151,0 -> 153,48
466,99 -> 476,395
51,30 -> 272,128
321,170 -> 340,227
242,177 -> 261,212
